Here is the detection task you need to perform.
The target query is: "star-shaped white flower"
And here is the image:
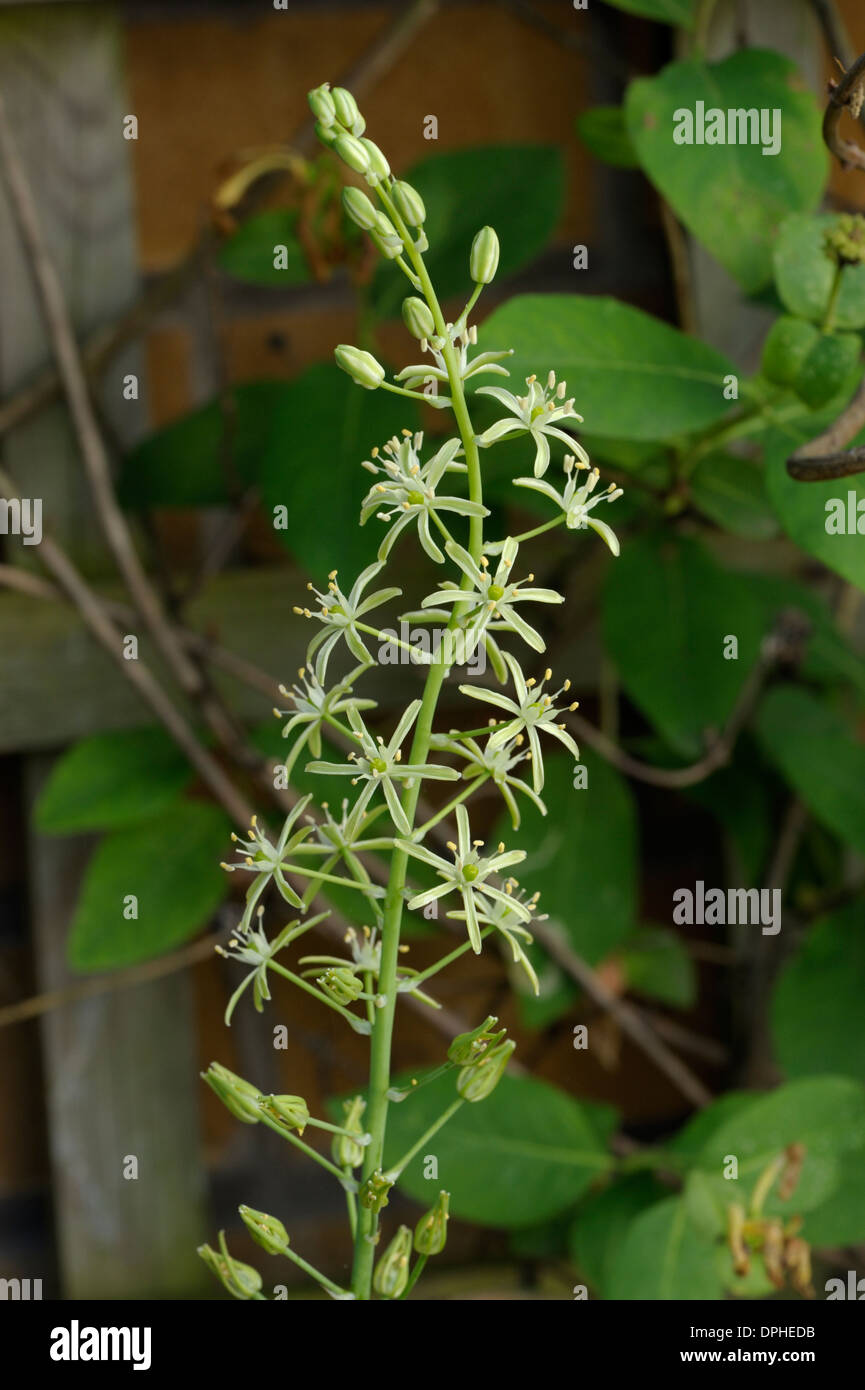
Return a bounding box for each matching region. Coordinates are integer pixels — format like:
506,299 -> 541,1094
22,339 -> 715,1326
294,561 -> 403,675
475,371 -> 588,477
396,804 -> 529,952
515,455 -> 623,556
221,795 -> 317,930
306,699 -> 459,836
431,730 -> 546,829
460,651 -> 579,792
274,656 -> 376,775
360,430 -> 487,563
422,536 -> 563,655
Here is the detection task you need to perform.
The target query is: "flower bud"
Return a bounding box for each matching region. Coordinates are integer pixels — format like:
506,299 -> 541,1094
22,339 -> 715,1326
373,1225 -> 412,1299
332,1095 -> 367,1168
307,83 -> 336,126
202,1061 -> 261,1124
239,1205 -> 289,1256
391,180 -> 426,227
342,185 -> 378,231
372,211 -> 402,257
447,1015 -> 504,1066
259,1093 -> 309,1134
402,296 -> 436,340
314,120 -> 338,148
334,133 -> 370,175
470,225 -> 500,285
456,1037 -> 515,1102
360,138 -> 390,185
198,1236 -> 262,1300
331,86 -> 364,135
414,1190 -> 450,1255
359,1168 -> 393,1213
335,345 -> 385,390
318,965 -> 364,1005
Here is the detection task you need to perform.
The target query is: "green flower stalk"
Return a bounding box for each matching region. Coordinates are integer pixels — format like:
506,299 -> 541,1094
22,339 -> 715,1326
200,80 -> 621,1303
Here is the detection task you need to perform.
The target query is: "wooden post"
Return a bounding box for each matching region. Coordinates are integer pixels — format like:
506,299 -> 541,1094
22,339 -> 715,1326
0,1 -> 207,1296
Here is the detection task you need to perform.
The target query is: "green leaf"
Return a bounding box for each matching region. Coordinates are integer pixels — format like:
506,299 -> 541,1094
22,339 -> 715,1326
480,295 -> 736,442
764,415 -> 865,593
669,1091 -> 757,1160
603,533 -> 767,756
381,1071 -> 613,1227
619,927 -> 697,1008
691,1076 -> 865,1215
372,145 -> 565,317
689,452 -> 778,539
754,687 -> 865,856
118,382 -> 290,508
68,802 -> 230,971
575,107 -> 638,168
35,727 -> 192,833
607,1196 -> 725,1299
569,1174 -> 666,1294
602,0 -> 696,24
772,905 -> 865,1083
217,209 -> 310,286
257,362 -> 421,576
626,51 -> 826,291
804,1149 -> 865,1246
773,213 -> 865,329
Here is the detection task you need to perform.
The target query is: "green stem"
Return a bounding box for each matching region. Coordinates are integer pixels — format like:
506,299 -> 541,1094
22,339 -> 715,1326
400,1253 -> 428,1299
349,196 -> 484,1300
267,960 -> 370,1034
277,1240 -> 352,1299
257,1108 -> 356,1187
411,777 -> 487,838
400,927 -> 494,990
508,515 -> 565,544
384,1098 -> 465,1180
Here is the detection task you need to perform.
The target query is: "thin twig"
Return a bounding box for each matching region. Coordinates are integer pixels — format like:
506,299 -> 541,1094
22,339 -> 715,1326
787,378 -> 865,480
822,46 -> 865,173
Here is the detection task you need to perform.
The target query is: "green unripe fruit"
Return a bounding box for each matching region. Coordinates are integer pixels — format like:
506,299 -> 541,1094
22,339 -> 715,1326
239,1205 -> 289,1256
331,87 -> 363,134
307,84 -> 336,126
333,132 -> 370,174
414,1191 -> 450,1256
391,179 -> 426,227
761,316 -> 820,387
794,331 -> 860,410
342,186 -> 378,230
470,225 -> 500,284
373,1225 -> 412,1299
334,344 -> 385,389
402,296 -> 436,340
456,1038 -> 516,1101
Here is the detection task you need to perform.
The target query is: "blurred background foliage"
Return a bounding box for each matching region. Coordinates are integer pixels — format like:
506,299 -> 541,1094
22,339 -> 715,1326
2,0 -> 865,1301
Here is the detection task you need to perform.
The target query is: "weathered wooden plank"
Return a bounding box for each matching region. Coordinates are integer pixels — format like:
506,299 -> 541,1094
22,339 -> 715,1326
0,1 -> 207,1296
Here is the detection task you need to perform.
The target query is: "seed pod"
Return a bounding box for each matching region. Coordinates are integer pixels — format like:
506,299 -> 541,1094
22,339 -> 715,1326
391,179 -> 426,227
239,1205 -> 289,1256
470,225 -> 500,284
334,345 -> 385,390
260,1093 -> 309,1134
307,84 -> 336,126
373,1225 -> 412,1299
201,1062 -> 261,1124
447,1015 -> 503,1065
198,1236 -> 263,1300
360,138 -> 391,185
331,86 -> 363,135
402,296 -> 436,340
342,186 -> 378,231
334,133 -> 370,175
414,1191 -> 450,1255
318,965 -> 364,1005
456,1038 -> 515,1101
332,1095 -> 367,1168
